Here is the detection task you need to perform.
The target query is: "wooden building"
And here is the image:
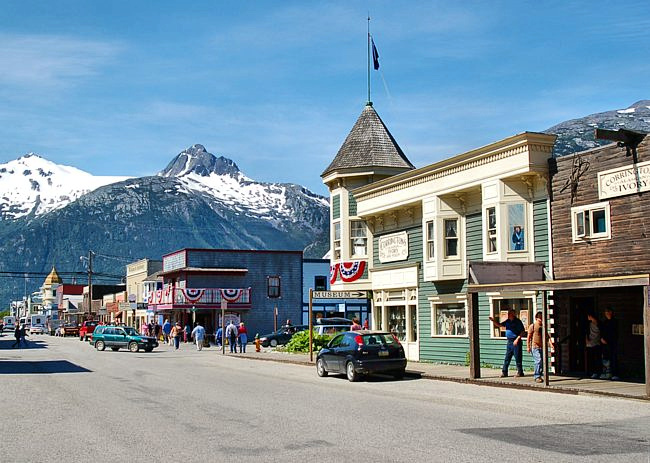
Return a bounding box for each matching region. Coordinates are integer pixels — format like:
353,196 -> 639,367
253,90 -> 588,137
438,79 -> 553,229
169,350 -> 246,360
549,133 -> 650,388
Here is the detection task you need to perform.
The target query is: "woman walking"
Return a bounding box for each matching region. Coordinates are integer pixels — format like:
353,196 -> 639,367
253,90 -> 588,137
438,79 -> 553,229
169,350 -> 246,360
238,322 -> 248,353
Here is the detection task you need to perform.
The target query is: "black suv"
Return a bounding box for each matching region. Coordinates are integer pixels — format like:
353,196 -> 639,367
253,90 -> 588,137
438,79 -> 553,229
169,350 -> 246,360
316,330 -> 407,382
91,325 -> 158,353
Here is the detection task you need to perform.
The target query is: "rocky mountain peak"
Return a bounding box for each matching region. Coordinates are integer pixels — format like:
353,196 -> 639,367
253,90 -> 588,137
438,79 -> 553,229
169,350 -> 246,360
159,144 -> 241,178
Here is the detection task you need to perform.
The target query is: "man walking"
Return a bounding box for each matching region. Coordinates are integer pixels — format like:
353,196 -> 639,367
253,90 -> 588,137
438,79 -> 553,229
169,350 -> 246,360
191,322 -> 206,351
225,321 -> 238,353
162,319 -> 171,345
489,309 -> 526,378
527,311 -> 554,383
11,324 -> 28,348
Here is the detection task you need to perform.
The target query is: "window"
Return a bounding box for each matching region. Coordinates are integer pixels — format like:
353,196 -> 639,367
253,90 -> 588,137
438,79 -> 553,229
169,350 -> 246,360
333,222 -> 341,260
314,276 -> 327,291
388,306 -> 406,342
486,207 -> 497,253
432,303 -> 467,336
444,219 -> 458,258
507,203 -> 526,251
350,220 -> 367,257
572,202 -> 611,242
267,276 -> 281,298
426,220 -> 435,261
490,297 -> 533,338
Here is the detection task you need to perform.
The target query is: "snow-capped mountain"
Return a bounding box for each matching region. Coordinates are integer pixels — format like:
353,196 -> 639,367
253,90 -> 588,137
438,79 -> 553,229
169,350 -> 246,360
158,144 -> 328,229
0,154 -> 130,219
546,100 -> 650,156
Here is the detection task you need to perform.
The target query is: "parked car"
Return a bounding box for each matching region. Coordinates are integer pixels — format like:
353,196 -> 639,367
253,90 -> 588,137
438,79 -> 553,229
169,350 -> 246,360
315,317 -> 353,326
60,324 -> 80,337
91,325 -> 158,353
313,324 -> 351,336
79,321 -> 99,342
29,324 -> 45,335
259,325 -> 308,347
316,330 -> 407,382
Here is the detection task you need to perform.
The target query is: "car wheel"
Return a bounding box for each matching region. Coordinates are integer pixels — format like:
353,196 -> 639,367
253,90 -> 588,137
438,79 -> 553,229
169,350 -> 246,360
270,339 -> 278,347
128,342 -> 139,353
111,347 -> 120,352
393,369 -> 405,380
95,340 -> 105,351
346,361 -> 359,382
316,358 -> 328,377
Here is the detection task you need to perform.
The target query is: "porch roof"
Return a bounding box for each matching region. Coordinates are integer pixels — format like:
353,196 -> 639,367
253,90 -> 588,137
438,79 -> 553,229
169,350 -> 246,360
468,273 -> 650,293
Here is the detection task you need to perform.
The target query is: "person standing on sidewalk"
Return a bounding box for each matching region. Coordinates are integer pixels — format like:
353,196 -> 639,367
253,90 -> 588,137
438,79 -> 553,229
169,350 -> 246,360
585,312 -> 602,379
489,309 -> 526,378
225,321 -> 238,353
238,322 -> 248,353
527,311 -> 554,383
162,319 -> 171,345
600,307 -> 619,380
191,322 -> 206,351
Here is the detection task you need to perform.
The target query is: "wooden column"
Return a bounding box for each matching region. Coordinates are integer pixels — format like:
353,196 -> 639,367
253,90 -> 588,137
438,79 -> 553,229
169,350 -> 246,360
542,291 -> 549,386
468,292 -> 481,379
643,286 -> 650,397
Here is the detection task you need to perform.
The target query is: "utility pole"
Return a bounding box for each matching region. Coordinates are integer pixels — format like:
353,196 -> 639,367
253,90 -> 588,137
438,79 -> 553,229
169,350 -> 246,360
87,250 -> 93,319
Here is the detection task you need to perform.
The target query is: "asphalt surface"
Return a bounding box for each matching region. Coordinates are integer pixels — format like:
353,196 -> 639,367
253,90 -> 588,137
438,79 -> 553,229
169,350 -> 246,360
1,334 -> 649,463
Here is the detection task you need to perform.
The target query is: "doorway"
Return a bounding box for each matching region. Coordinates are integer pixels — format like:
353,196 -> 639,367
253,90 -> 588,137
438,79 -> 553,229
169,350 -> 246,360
568,296 -> 595,373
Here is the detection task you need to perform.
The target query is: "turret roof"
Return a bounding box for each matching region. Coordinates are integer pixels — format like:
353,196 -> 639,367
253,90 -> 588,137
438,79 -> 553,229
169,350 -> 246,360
43,266 -> 63,286
321,103 -> 414,178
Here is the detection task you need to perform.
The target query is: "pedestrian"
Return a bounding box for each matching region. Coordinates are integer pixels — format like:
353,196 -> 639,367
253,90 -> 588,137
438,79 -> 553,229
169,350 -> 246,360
362,319 -> 369,330
11,324 -> 21,348
489,308 -> 526,378
184,323 -> 191,343
600,307 -> 619,380
162,319 -> 171,345
285,319 -> 292,327
191,322 -> 206,351
214,325 -> 222,347
350,318 -> 362,331
585,312 -> 602,379
154,322 -> 162,341
170,322 -> 182,350
238,322 -> 248,353
147,321 -> 153,338
526,311 -> 554,383
225,320 -> 238,353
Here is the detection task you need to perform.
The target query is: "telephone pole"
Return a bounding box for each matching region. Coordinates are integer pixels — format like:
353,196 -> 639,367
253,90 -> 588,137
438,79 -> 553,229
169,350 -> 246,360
87,250 -> 93,318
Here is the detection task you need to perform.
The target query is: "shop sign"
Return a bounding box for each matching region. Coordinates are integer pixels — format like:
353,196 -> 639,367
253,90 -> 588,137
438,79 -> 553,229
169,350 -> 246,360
598,160 -> 650,199
313,290 -> 368,299
378,231 -> 409,263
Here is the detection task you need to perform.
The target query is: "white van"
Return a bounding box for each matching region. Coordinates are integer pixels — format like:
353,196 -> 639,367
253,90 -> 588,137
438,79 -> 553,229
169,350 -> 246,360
30,315 -> 47,335
3,316 -> 16,331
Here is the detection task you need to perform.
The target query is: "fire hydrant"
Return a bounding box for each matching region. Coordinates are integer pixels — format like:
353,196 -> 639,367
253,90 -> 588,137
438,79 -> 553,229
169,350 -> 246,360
254,334 -> 261,352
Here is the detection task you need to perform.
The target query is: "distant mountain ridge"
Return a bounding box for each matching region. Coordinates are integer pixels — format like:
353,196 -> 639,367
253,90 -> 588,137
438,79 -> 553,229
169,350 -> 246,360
545,100 -> 650,156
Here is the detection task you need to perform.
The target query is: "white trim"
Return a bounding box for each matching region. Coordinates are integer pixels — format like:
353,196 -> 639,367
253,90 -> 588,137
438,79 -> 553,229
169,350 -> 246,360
570,201 -> 611,243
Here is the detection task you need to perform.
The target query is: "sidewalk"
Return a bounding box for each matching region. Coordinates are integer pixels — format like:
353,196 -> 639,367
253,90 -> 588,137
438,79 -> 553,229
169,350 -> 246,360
229,347 -> 648,401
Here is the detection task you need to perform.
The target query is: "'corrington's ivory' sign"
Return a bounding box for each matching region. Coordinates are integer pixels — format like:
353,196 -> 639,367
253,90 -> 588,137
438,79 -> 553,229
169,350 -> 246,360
378,231 -> 409,263
598,160 -> 650,199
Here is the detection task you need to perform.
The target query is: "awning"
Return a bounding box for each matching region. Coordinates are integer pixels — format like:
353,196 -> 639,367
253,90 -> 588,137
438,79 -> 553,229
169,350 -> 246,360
468,273 -> 650,293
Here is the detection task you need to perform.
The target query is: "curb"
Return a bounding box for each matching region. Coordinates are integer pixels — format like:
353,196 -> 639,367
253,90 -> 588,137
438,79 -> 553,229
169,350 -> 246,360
234,353 -> 649,402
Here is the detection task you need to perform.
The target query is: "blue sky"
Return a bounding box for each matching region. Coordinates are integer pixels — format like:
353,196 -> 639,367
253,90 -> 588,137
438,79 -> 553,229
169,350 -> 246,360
0,1 -> 648,195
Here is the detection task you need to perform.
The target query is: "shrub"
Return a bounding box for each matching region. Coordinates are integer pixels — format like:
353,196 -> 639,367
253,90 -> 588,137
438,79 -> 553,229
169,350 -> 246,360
285,330 -> 331,353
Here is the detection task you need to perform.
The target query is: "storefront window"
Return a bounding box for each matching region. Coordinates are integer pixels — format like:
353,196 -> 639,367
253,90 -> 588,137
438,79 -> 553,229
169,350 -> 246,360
410,307 -> 418,342
388,306 -> 406,342
491,297 -> 533,338
433,303 -> 467,336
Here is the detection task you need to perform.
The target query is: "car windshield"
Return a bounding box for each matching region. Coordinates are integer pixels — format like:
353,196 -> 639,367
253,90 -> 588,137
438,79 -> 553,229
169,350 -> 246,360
362,334 -> 396,346
123,327 -> 138,335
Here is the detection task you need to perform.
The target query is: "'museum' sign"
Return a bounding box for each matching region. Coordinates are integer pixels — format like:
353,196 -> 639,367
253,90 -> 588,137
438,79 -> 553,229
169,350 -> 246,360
598,160 -> 650,199
378,231 -> 409,263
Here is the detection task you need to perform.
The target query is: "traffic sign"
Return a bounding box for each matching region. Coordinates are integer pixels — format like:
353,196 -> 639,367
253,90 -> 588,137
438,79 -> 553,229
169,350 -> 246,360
312,290 -> 368,299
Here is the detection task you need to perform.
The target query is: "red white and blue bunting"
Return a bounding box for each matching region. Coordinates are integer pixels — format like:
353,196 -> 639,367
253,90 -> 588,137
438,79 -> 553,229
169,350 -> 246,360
181,288 -> 205,303
329,263 -> 340,285
339,260 -> 366,283
221,288 -> 244,303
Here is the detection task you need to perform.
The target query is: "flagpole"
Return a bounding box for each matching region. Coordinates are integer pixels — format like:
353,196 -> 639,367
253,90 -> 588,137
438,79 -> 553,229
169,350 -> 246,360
367,15 -> 371,105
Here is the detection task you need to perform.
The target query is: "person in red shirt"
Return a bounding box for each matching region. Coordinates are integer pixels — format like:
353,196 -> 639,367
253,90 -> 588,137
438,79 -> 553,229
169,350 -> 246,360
238,322 -> 249,353
350,318 -> 362,331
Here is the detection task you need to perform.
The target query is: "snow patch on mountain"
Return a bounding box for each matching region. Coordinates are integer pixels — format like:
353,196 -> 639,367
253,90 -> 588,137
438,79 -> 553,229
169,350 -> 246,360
0,154 -> 130,219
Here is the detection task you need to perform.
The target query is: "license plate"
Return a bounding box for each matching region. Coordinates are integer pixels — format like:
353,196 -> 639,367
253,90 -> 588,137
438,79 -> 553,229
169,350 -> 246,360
378,350 -> 389,357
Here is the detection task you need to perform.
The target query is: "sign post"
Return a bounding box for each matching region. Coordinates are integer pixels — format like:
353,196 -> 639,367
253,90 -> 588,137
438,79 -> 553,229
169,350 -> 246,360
309,289 -> 313,362
221,299 -> 226,355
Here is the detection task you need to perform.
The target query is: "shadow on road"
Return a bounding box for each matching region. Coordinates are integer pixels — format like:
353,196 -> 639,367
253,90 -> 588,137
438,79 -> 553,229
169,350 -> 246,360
0,360 -> 91,374
0,337 -> 48,350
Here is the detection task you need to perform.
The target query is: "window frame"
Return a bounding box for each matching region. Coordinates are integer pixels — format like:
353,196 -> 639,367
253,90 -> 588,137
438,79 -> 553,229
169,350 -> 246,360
425,220 -> 435,261
571,201 -> 611,242
486,206 -> 497,254
349,220 -> 367,258
443,218 -> 459,259
430,300 -> 468,337
489,296 -> 534,339
267,275 -> 281,298
333,221 -> 341,260
314,275 -> 327,291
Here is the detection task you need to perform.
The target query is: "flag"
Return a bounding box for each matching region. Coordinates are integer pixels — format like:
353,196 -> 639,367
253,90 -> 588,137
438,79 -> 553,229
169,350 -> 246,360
371,37 -> 380,70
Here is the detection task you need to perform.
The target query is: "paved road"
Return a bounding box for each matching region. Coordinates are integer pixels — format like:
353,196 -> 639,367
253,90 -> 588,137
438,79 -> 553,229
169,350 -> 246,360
1,335 -> 649,463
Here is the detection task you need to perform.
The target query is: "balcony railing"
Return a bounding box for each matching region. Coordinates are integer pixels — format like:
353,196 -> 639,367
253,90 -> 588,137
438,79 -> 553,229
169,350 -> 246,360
145,287 -> 251,305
